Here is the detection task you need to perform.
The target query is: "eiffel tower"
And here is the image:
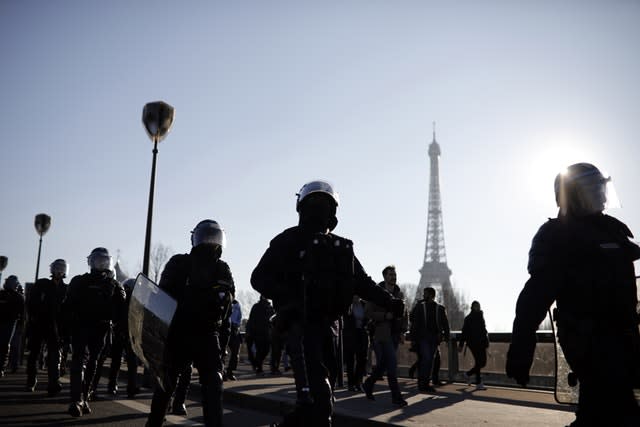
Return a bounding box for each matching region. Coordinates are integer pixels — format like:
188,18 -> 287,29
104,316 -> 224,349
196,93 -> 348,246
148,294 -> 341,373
416,123 -> 454,305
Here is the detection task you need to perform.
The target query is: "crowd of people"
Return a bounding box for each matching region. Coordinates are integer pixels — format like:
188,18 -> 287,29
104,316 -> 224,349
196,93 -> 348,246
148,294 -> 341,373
1,164 -> 639,427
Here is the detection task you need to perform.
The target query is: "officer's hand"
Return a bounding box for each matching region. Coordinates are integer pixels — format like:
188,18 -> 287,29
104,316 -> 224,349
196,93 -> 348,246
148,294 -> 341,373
505,355 -> 530,387
389,298 -> 405,318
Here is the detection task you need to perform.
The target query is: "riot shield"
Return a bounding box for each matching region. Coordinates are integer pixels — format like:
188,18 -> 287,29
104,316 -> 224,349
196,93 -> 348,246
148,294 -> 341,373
128,273 -> 177,391
549,305 -> 579,404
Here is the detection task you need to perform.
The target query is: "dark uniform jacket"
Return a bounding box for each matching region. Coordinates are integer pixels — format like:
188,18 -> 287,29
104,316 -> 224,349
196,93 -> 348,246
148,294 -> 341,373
159,253 -> 235,336
0,288 -> 24,323
64,272 -> 126,328
509,214 -> 640,380
251,226 -> 395,325
27,278 -> 67,332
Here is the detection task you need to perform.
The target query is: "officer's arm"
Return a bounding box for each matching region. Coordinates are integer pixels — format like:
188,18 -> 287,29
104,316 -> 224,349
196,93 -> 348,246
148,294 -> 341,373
216,260 -> 236,295
158,255 -> 186,300
251,240 -> 287,301
507,222 -> 560,385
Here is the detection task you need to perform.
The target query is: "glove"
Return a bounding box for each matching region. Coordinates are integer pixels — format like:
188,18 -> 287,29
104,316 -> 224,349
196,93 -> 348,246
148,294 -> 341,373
389,298 -> 405,319
506,348 -> 531,387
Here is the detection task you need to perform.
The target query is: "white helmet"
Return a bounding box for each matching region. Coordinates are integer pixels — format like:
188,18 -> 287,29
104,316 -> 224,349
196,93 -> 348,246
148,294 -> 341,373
87,247 -> 113,272
191,220 -> 226,248
296,180 -> 340,212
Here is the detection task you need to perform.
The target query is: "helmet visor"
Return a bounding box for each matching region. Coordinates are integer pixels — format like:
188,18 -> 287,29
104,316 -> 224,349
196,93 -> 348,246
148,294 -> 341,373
89,254 -> 113,272
573,171 -> 620,213
192,224 -> 226,248
50,260 -> 69,277
556,164 -> 622,215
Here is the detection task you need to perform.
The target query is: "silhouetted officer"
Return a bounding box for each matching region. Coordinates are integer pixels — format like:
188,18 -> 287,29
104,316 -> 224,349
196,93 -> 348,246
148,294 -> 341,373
252,180 -> 404,427
65,248 -> 126,417
147,219 -> 234,427
506,163 -> 640,426
0,275 -> 24,377
26,259 -> 69,395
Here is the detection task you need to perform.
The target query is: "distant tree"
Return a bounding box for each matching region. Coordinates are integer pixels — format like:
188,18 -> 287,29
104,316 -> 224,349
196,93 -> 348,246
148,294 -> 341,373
399,283 -> 418,309
440,282 -> 468,330
150,243 -> 172,282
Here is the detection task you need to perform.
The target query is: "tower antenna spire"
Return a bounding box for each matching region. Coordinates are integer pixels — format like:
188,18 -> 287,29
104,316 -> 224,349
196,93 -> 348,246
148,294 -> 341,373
432,121 -> 436,141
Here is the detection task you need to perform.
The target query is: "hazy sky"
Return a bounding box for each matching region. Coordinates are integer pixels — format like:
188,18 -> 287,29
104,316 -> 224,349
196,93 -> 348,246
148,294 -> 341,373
1,1 -> 639,330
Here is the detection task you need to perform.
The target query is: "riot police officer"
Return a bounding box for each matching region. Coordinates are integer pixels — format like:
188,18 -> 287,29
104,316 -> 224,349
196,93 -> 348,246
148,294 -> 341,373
0,275 -> 24,377
26,259 -> 69,395
251,180 -> 405,427
506,163 -> 640,426
146,219 -> 234,427
64,248 -> 126,417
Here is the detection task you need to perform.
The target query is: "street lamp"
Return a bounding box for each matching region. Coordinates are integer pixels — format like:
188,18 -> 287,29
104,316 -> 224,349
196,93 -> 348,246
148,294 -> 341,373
141,101 -> 175,276
0,256 -> 7,283
34,213 -> 51,281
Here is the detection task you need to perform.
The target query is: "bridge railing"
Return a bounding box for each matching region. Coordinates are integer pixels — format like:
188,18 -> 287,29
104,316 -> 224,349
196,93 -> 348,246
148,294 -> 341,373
396,331 -> 557,389
237,330 -> 557,389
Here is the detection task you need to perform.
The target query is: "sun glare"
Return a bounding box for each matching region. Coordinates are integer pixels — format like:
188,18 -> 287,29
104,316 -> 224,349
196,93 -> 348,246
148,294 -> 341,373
527,142 -> 596,207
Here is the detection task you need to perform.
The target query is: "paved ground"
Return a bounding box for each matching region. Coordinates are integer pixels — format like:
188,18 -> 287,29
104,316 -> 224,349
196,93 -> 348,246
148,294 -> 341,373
0,362 -> 577,426
225,368 -> 576,426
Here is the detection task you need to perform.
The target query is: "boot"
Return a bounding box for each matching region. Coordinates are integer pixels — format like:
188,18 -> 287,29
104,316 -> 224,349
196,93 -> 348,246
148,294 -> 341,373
171,402 -> 187,416
68,401 -> 83,417
418,378 -> 435,393
107,381 -> 118,395
81,400 -> 92,415
363,377 -> 375,400
226,369 -> 237,381
26,378 -> 37,392
47,381 -> 62,397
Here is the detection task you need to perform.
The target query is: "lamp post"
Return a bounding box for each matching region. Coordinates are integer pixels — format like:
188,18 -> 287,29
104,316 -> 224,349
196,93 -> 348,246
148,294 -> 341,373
34,213 -> 51,281
0,256 -> 7,283
141,101 -> 175,276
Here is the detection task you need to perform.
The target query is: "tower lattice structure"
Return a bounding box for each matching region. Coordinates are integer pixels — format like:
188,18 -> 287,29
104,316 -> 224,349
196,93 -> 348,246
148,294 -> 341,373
416,124 -> 453,303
